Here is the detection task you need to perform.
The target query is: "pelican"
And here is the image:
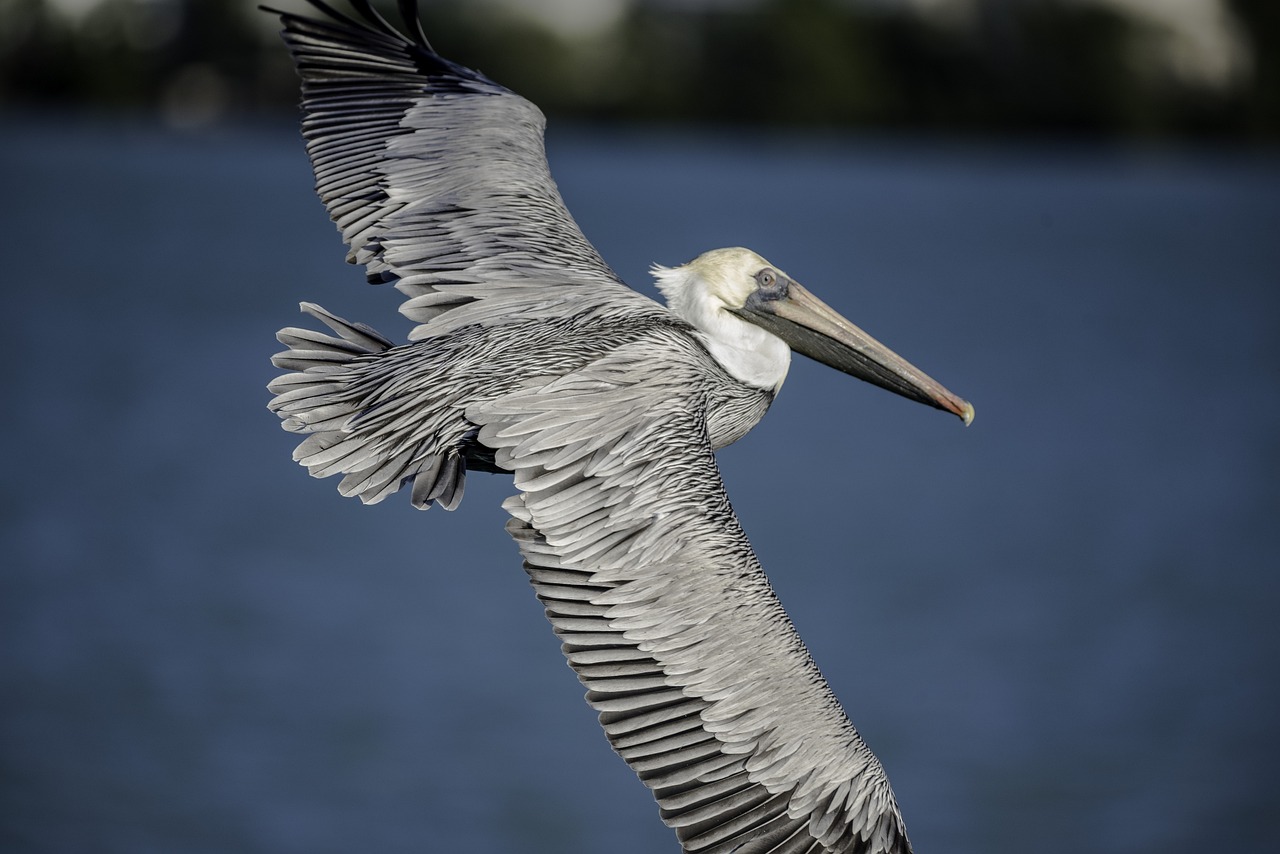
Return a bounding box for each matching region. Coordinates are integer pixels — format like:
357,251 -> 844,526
265,2 -> 972,852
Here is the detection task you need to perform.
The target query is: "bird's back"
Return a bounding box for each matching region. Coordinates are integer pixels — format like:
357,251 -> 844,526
269,302 -> 774,509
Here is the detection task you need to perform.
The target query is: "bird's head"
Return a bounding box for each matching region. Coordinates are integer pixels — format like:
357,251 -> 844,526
653,247 -> 973,424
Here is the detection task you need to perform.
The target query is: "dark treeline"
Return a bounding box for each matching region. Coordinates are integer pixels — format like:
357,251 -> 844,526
2,0 -> 1277,139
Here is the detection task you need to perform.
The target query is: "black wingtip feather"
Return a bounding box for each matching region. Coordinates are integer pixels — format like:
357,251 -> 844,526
261,1 -> 370,38
264,0 -> 502,95
398,0 -> 433,51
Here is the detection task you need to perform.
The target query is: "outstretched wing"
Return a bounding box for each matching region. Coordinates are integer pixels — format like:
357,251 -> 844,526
469,333 -> 913,854
269,0 -> 661,338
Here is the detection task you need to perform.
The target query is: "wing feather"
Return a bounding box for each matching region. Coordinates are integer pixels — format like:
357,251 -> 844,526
471,338 -> 914,854
269,0 -> 660,338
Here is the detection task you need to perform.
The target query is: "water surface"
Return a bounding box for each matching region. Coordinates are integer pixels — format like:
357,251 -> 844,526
2,117 -> 1278,854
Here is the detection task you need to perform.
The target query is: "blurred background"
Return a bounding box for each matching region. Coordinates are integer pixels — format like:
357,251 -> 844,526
3,1 -> 1278,853
3,0 -> 1279,137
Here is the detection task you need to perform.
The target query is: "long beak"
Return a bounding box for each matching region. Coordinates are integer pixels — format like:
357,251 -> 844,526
734,281 -> 974,425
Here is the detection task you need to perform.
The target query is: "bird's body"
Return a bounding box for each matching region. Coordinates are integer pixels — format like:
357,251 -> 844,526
266,3 -> 972,852
273,300 -> 776,506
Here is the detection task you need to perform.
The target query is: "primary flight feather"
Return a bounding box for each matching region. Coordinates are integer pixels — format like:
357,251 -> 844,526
265,2 -> 973,851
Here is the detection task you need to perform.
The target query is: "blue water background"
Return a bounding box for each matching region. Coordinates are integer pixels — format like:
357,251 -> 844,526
2,117 -> 1278,853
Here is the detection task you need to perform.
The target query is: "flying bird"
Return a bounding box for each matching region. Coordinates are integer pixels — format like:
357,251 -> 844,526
265,2 -> 973,852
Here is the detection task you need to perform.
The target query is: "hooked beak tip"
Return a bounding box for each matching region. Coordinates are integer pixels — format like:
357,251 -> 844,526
936,392 -> 974,426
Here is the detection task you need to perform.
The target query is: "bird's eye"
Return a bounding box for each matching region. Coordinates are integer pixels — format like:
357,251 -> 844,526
756,269 -> 777,289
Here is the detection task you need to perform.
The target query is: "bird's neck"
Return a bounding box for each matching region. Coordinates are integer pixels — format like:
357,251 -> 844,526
695,316 -> 791,392
655,269 -> 790,392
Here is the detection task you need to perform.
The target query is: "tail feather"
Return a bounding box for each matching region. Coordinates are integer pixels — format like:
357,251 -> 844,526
338,446 -> 417,504
268,302 -> 469,510
298,301 -> 395,352
271,302 -> 394,371
409,450 -> 466,511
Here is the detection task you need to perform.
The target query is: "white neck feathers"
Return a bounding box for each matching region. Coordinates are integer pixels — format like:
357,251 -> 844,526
652,263 -> 791,392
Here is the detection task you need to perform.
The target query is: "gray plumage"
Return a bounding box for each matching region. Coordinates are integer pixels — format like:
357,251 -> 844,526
266,2 -> 974,852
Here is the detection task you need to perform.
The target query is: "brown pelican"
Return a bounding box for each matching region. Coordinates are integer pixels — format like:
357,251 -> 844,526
265,2 -> 973,852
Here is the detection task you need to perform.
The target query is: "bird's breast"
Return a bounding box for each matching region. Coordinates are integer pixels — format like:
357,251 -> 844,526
705,376 -> 775,450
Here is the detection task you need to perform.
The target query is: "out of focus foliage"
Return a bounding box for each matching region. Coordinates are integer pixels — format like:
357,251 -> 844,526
1,0 -> 1276,139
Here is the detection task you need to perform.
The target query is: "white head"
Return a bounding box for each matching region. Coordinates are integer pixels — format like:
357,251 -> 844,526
651,248 -> 794,392
650,247 -> 976,424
